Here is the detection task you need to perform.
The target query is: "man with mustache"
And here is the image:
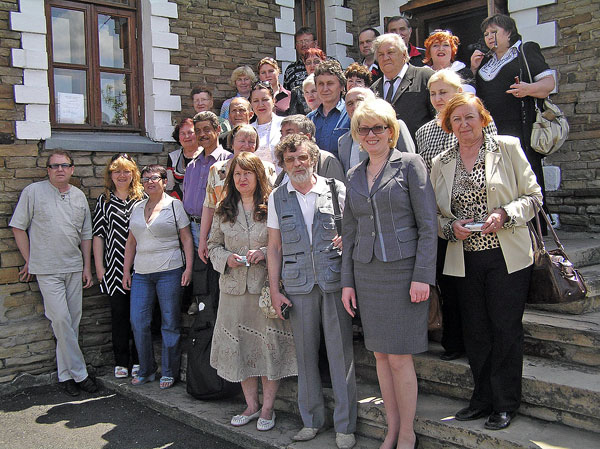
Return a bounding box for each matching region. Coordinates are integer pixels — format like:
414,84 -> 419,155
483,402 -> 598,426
267,134 -> 357,449
183,112 -> 232,312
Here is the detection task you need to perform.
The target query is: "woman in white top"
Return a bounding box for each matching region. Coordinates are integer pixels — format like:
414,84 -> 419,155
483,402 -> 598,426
123,165 -> 194,390
250,81 -> 283,173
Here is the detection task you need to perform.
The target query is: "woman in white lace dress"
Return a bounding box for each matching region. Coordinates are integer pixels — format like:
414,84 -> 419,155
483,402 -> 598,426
208,152 -> 297,432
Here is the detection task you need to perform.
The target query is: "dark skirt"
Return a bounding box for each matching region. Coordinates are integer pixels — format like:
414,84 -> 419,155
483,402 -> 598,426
354,256 -> 428,355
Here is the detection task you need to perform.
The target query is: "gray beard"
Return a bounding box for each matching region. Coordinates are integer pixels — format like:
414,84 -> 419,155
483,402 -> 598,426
289,167 -> 313,184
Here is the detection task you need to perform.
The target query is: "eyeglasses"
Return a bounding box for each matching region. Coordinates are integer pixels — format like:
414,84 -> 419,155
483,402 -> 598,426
296,39 -> 314,45
357,125 -> 389,136
141,175 -> 163,183
283,154 -> 311,164
111,153 -> 133,162
48,163 -> 73,169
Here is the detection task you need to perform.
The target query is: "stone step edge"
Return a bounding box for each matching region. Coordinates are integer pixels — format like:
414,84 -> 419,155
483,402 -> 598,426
273,377 -> 600,449
96,375 -> 382,449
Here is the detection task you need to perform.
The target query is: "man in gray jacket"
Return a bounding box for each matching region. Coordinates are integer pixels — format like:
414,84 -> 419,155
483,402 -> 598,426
267,134 -> 357,449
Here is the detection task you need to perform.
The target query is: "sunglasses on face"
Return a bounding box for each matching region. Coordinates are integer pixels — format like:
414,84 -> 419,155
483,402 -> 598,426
283,154 -> 311,164
357,125 -> 389,136
48,163 -> 73,169
141,175 -> 164,183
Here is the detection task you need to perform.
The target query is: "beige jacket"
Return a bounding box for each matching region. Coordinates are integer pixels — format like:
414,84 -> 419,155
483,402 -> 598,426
430,135 -> 543,277
207,202 -> 268,295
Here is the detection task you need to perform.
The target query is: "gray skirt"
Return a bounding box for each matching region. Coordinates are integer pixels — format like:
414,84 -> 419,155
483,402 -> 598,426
354,256 -> 428,355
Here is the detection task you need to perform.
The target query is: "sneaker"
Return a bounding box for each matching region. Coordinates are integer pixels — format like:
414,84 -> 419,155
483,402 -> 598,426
114,366 -> 128,378
77,376 -> 98,393
61,379 -> 80,397
336,433 -> 356,449
187,301 -> 199,315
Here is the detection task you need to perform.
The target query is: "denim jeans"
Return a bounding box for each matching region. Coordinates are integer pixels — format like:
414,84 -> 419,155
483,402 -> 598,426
190,221 -> 200,249
130,267 -> 183,378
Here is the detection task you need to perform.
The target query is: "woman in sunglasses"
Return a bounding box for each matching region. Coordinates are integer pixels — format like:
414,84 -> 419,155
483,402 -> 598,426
341,98 -> 437,449
122,165 -> 194,390
93,154 -> 145,379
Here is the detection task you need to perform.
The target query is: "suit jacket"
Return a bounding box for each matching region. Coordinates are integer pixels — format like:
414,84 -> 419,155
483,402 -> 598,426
430,135 -> 543,277
371,64 -> 435,139
207,202 -> 267,295
341,149 -> 437,289
338,121 -> 416,174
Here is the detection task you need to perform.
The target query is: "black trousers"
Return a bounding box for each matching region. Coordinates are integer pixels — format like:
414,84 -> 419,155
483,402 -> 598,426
437,238 -> 464,354
109,291 -> 139,367
455,248 -> 531,413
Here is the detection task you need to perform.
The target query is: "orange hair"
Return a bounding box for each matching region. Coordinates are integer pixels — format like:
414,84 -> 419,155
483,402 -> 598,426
423,31 -> 460,65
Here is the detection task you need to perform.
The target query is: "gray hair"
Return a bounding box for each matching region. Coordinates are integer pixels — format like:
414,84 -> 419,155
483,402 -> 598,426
373,33 -> 409,63
281,114 -> 316,140
193,111 -> 220,129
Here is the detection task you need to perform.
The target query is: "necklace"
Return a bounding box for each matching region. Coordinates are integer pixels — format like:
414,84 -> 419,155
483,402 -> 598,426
367,160 -> 386,182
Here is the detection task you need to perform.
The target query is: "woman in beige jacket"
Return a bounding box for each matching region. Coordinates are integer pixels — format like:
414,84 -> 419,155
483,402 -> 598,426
208,152 -> 296,432
430,93 -> 542,431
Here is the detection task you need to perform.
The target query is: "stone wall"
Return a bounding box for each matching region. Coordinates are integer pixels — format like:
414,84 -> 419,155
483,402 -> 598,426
171,0 -> 281,118
540,0 -> 600,231
0,0 -> 280,384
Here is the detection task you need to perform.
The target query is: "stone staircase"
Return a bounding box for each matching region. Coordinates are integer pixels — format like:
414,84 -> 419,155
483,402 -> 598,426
98,230 -> 600,448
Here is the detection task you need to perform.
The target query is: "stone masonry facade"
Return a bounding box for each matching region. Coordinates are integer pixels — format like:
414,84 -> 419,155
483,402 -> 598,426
1,0 -> 599,384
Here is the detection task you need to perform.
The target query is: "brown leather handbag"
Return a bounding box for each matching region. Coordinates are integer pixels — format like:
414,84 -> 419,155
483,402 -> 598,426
527,204 -> 587,304
428,284 -> 443,331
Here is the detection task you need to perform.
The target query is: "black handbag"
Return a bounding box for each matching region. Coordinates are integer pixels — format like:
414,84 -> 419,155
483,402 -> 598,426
527,203 -> 587,304
186,312 -> 241,400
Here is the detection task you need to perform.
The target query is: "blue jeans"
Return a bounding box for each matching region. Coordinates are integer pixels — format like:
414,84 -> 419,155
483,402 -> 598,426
190,221 -> 200,249
130,267 -> 183,378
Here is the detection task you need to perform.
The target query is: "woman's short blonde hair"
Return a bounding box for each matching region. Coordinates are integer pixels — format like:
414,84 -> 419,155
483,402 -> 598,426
302,74 -> 316,92
428,68 -> 463,91
230,65 -> 257,89
351,98 -> 400,148
440,92 -> 493,134
228,123 -> 259,151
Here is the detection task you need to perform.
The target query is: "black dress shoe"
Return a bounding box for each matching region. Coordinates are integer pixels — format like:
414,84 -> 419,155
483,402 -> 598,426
77,376 -> 98,393
455,406 -> 491,421
61,379 -> 80,397
484,411 -> 515,430
440,351 -> 463,361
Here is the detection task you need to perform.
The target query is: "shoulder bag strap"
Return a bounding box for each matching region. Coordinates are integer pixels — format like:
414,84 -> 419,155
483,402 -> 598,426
326,178 -> 343,235
171,201 -> 186,267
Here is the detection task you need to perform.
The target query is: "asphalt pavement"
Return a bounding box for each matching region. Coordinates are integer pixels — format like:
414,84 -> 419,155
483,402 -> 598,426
0,384 -> 244,449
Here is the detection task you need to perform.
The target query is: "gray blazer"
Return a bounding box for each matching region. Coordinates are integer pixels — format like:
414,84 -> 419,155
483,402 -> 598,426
338,121 -> 416,174
341,149 -> 437,289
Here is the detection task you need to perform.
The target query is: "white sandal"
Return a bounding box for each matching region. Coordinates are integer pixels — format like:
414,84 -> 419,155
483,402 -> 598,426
114,366 -> 128,378
131,365 -> 140,377
230,409 -> 261,427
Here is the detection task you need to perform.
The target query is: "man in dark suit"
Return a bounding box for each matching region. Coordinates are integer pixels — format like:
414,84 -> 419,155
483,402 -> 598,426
370,33 -> 435,139
386,14 -> 425,67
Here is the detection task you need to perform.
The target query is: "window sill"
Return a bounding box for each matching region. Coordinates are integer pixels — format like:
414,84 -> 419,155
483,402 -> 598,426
44,132 -> 164,154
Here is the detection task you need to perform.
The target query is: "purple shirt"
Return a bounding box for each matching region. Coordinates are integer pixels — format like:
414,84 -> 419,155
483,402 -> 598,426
182,145 -> 231,217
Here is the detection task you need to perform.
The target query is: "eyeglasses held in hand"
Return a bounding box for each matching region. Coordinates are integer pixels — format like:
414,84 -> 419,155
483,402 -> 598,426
47,163 -> 73,169
141,175 -> 163,183
357,125 -> 389,136
283,154 -> 311,164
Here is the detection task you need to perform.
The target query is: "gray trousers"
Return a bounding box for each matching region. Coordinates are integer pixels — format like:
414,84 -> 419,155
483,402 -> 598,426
288,285 -> 357,433
37,272 -> 88,383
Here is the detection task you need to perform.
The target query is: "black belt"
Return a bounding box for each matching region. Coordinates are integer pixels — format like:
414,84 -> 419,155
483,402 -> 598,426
190,215 -> 201,223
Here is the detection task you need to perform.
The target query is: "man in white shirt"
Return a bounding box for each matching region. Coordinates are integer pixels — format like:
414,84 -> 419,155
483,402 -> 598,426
267,134 -> 356,449
10,150 -> 97,397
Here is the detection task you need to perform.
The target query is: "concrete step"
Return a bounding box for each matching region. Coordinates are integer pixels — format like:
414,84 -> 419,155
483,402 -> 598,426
549,231 -> 600,269
274,377 -> 600,449
354,342 -> 600,433
526,262 -> 600,314
97,375 -> 381,449
523,310 -> 600,367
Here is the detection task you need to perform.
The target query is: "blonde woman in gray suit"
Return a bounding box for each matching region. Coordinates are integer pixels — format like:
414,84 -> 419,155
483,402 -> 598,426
341,98 -> 437,449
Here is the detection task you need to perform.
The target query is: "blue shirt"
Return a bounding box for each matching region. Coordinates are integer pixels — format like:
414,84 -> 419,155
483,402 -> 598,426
308,99 -> 349,160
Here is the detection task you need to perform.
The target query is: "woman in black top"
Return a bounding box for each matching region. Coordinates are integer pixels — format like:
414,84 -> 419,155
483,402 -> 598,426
471,14 -> 554,221
93,153 -> 145,378
166,118 -> 201,200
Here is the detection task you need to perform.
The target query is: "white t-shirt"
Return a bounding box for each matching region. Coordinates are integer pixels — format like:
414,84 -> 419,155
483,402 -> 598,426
267,175 -> 345,244
129,194 -> 190,274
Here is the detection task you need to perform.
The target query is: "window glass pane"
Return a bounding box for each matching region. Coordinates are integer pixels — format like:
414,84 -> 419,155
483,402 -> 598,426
54,68 -> 88,124
102,0 -> 134,6
98,14 -> 129,68
101,72 -> 129,125
51,8 -> 86,65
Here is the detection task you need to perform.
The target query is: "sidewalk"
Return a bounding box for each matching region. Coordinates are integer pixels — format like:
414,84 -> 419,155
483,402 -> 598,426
0,383 -> 244,449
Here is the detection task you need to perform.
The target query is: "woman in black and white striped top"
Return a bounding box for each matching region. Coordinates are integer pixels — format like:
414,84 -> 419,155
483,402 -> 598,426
93,153 -> 145,379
